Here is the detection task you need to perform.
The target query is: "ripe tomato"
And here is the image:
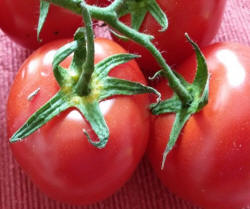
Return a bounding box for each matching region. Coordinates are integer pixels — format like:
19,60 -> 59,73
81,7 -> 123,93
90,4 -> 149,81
0,0 -> 96,49
7,38 -> 150,204
148,42 -> 250,209
114,0 -> 227,76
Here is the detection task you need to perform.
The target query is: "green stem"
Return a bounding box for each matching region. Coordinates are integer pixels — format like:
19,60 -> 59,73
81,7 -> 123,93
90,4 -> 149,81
110,20 -> 192,104
106,0 -> 124,12
75,1 -> 95,96
45,0 -> 192,104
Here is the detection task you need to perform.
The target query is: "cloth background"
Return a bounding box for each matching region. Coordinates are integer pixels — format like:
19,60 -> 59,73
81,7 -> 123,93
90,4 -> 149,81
1,0 -> 250,208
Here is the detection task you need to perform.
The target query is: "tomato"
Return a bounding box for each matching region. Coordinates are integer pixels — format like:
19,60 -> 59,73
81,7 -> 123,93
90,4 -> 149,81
148,42 -> 250,209
7,38 -> 150,204
113,0 -> 227,76
0,0 -> 97,49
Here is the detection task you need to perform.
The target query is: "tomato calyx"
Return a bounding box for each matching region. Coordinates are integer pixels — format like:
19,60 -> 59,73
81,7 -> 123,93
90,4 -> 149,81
109,0 -> 168,41
150,34 -> 209,169
10,35 -> 160,147
10,3 -> 160,147
116,0 -> 168,32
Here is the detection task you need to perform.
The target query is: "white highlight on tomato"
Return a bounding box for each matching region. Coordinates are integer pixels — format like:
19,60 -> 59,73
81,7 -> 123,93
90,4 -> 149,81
216,49 -> 246,87
43,50 -> 57,66
100,99 -> 115,115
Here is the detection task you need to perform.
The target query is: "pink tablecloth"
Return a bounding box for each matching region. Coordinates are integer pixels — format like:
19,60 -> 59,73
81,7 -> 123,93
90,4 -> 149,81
1,1 -> 250,209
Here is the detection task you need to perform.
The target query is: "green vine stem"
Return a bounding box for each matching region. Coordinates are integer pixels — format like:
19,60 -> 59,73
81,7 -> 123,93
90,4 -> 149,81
75,1 -> 95,96
44,0 -> 192,105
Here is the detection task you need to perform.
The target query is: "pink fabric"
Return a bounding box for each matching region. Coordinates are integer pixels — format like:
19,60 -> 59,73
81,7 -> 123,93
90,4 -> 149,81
1,0 -> 250,208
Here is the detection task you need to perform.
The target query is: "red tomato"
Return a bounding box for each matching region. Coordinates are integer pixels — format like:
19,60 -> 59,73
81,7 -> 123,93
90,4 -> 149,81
148,42 -> 250,209
113,0 -> 227,76
0,0 -> 96,49
7,38 -> 150,204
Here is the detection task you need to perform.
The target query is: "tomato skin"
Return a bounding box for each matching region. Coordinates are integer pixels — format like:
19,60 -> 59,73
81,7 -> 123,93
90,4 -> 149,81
113,0 -> 227,76
148,43 -> 250,209
7,38 -> 150,204
0,0 -> 97,49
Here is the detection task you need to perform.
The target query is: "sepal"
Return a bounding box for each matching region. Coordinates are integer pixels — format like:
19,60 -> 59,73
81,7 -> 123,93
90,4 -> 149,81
100,77 -> 160,101
37,0 -> 50,41
161,109 -> 192,169
95,53 -> 140,79
76,101 -> 109,148
52,41 -> 78,86
10,91 -> 71,143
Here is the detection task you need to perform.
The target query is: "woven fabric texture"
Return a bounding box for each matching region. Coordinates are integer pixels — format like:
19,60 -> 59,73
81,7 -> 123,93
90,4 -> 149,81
0,0 -> 250,209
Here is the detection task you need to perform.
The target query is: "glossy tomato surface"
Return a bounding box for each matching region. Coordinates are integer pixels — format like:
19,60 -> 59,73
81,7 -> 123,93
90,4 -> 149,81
148,42 -> 250,209
0,0 -> 96,49
7,38 -> 150,204
114,0 -> 227,76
